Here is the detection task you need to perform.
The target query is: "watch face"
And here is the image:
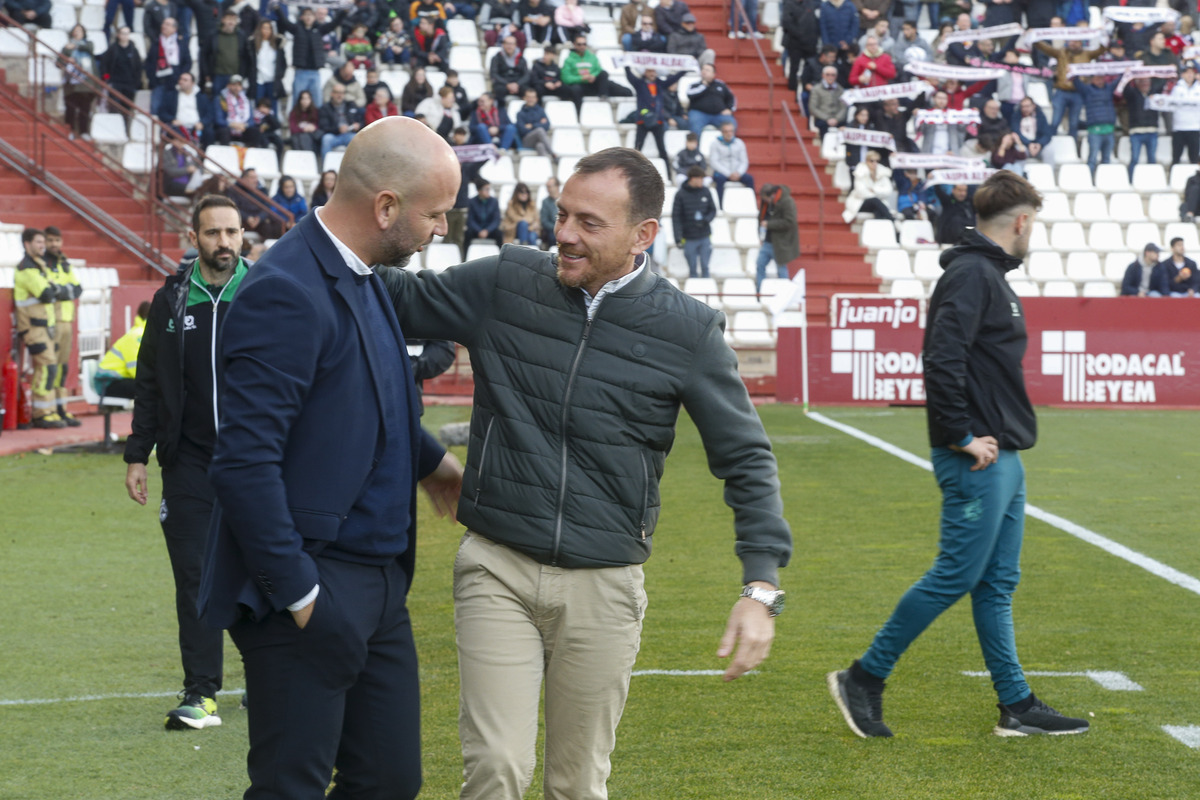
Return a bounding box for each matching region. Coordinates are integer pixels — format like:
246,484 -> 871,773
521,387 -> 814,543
769,592 -> 785,616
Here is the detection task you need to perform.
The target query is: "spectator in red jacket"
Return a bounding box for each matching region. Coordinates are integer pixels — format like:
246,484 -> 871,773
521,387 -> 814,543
848,35 -> 895,88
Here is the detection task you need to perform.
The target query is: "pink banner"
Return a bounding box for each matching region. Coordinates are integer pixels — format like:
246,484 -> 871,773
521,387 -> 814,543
777,296 -> 1200,408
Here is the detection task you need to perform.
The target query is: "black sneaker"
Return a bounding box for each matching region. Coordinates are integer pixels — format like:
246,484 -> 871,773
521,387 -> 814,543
828,661 -> 893,738
994,695 -> 1089,737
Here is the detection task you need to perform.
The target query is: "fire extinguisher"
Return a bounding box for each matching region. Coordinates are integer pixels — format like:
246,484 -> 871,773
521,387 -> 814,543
17,377 -> 32,429
1,357 -> 18,432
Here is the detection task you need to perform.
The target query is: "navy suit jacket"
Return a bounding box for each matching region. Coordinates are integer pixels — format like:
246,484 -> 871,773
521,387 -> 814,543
199,211 -> 444,630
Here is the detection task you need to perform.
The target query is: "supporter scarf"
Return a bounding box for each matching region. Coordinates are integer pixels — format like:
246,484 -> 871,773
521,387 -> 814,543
890,153 -> 986,170
477,104 -> 499,128
905,61 -> 1006,81
453,143 -> 499,163
840,127 -> 896,150
611,52 -> 698,72
914,107 -> 981,127
222,87 -> 250,124
156,35 -> 178,77
1019,27 -> 1106,45
1148,93 -> 1200,111
1114,65 -> 1182,94
840,80 -> 932,105
1066,60 -> 1142,78
936,23 -> 1024,52
1102,7 -> 1180,26
925,167 -> 996,187
966,57 -> 1054,78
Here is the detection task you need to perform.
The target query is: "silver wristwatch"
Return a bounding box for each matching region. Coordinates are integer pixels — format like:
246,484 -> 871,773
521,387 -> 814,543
741,585 -> 785,617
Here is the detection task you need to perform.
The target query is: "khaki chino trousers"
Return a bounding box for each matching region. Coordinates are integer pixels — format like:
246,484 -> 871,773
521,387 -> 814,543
454,531 -> 647,800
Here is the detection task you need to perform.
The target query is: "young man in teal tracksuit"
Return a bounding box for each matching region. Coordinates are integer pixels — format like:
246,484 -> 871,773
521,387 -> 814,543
829,171 -> 1091,739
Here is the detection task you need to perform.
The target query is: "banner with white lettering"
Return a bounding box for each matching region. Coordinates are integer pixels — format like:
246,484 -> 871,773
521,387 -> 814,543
936,23 -> 1025,52
925,167 -> 996,186
839,127 -> 897,151
1114,65 -> 1182,95
610,52 -> 699,72
905,61 -> 1007,82
966,57 -> 1054,78
1147,93 -> 1200,112
453,143 -> 498,163
780,297 -> 1200,407
841,80 -> 932,105
890,153 -> 986,170
1102,6 -> 1180,26
1020,27 -> 1106,45
1066,60 -> 1143,79
913,107 -> 981,127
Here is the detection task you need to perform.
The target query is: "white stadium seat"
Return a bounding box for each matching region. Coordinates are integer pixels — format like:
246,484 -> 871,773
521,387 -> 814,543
859,219 -> 897,250
1108,192 -> 1147,222
1041,280 -> 1078,297
1104,252 -> 1136,281
874,249 -> 913,281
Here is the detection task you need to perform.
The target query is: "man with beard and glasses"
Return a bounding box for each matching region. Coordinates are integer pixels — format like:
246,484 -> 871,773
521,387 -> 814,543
829,171 -> 1090,741
198,117 -> 463,800
379,141 -> 791,800
123,194 -> 249,731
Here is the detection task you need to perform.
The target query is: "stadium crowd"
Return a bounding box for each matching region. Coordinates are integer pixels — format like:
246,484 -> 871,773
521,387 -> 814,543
26,0 -> 804,261
791,0 -> 1200,281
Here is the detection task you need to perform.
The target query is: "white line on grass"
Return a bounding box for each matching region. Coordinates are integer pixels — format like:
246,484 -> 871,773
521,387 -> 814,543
961,670 -> 1144,691
807,411 -> 1200,598
0,688 -> 246,707
1,673 -> 742,707
1163,725 -> 1200,749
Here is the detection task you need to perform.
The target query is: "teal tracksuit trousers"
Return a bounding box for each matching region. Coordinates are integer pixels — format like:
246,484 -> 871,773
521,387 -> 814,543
860,447 -> 1031,706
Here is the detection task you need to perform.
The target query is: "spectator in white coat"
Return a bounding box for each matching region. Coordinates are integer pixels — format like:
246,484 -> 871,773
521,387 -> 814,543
842,152 -> 895,223
1171,62 -> 1200,166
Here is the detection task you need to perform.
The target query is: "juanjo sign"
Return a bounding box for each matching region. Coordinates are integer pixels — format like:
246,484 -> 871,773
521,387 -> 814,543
782,295 -> 1200,408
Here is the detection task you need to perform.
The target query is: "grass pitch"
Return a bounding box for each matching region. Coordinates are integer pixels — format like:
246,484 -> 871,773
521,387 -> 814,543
1,404 -> 1198,799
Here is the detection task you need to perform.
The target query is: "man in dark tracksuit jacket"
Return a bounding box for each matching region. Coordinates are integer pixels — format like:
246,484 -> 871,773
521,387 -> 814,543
123,195 -> 249,731
830,171 -> 1090,740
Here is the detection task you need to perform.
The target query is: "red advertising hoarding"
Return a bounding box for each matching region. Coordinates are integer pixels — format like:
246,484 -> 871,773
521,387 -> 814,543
777,296 -> 1200,408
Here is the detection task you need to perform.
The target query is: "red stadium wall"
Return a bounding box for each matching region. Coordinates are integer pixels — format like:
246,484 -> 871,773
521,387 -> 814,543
778,296 -> 1200,408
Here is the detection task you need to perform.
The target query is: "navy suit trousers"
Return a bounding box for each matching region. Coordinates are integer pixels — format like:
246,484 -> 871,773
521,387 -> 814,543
229,555 -> 421,800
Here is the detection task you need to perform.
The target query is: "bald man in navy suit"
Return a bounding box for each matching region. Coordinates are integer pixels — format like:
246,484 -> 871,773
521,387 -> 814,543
200,117 -> 464,800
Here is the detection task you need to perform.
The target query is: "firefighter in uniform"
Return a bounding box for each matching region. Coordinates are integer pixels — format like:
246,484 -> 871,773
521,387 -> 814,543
44,226 -> 83,426
14,228 -> 66,429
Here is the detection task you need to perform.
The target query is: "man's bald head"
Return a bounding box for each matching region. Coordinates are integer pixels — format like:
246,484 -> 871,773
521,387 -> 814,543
325,117 -> 461,266
335,116 -> 459,205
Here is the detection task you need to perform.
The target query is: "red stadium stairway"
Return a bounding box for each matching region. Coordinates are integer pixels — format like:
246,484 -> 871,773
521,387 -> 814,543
0,67 -> 184,280
681,0 -> 881,321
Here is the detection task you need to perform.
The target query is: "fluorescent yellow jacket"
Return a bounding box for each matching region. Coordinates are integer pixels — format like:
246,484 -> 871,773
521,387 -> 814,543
14,254 -> 57,331
98,317 -> 146,379
47,255 -> 83,323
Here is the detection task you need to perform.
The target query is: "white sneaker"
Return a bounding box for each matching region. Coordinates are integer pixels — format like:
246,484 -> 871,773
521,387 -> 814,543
750,30 -> 765,39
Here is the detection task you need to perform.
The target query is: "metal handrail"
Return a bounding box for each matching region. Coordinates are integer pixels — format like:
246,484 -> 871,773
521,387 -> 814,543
779,99 -> 825,259
726,0 -> 775,144
0,15 -> 291,269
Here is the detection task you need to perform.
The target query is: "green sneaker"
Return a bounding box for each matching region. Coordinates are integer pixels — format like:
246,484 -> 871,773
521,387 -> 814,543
164,694 -> 222,730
